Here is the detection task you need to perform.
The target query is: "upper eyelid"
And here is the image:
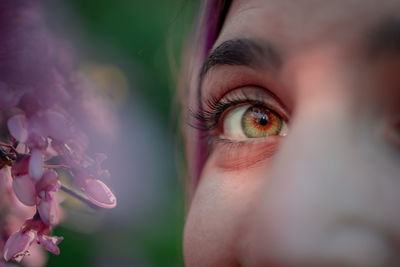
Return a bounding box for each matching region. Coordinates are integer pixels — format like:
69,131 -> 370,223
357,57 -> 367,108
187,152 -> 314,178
205,86 -> 290,120
198,49 -> 295,117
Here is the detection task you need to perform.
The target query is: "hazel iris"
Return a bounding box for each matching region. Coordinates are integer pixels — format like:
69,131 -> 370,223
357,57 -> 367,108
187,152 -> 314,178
241,106 -> 282,138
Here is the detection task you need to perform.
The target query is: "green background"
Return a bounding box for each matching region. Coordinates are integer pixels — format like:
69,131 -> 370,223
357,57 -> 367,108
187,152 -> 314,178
41,1 -> 199,266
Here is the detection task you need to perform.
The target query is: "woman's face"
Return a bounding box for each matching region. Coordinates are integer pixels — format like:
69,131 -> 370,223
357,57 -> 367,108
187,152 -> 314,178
184,0 -> 400,266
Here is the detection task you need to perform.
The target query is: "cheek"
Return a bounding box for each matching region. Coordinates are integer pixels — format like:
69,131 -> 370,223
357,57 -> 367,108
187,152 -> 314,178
183,158 -> 270,266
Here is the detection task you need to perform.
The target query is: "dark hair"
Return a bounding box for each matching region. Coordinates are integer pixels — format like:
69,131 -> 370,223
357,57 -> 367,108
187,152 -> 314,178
179,0 -> 232,197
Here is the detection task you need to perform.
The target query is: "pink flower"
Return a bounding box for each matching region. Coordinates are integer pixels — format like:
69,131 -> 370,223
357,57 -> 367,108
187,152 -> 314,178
39,109 -> 72,142
11,156 -> 29,177
35,170 -> 59,193
84,179 -> 117,209
74,171 -> 117,209
37,235 -> 63,255
7,115 -> 29,143
2,218 -> 64,263
37,193 -> 60,226
12,175 -> 36,206
0,0 -> 118,265
3,230 -> 36,263
28,149 -> 43,181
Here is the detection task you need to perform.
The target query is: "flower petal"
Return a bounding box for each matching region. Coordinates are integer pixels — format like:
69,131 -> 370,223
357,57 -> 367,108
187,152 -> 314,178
7,114 -> 28,143
84,179 -> 116,208
94,153 -> 107,164
28,149 -> 43,181
37,195 -> 60,226
12,175 -> 37,206
20,241 -> 48,267
36,170 -> 59,193
3,230 -> 36,262
0,166 -> 12,190
37,234 -> 63,255
11,155 -> 29,177
41,109 -> 71,141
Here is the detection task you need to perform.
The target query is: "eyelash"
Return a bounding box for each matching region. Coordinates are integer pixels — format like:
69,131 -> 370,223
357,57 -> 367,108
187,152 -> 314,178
189,88 -> 281,141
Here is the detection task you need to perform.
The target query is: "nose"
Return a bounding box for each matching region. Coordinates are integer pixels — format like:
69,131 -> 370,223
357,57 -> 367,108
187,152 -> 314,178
246,88 -> 400,266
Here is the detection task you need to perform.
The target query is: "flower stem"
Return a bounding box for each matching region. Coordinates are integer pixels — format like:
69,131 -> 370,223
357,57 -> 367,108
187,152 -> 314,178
0,141 -> 18,154
44,164 -> 70,169
60,185 -> 100,210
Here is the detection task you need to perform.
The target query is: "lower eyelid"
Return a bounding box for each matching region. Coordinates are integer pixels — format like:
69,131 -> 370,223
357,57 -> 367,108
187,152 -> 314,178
210,136 -> 283,171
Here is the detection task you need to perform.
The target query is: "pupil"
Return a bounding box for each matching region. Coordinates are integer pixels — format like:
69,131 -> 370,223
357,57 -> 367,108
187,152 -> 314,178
259,115 -> 268,126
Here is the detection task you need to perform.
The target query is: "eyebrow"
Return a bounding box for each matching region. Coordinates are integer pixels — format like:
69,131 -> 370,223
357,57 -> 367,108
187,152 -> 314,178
199,38 -> 282,85
367,18 -> 400,59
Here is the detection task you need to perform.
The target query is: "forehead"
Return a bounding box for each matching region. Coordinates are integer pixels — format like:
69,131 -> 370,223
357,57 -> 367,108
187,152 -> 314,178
218,0 -> 400,51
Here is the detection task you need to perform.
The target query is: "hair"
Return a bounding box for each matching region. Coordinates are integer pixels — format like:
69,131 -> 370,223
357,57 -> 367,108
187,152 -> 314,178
178,0 -> 232,199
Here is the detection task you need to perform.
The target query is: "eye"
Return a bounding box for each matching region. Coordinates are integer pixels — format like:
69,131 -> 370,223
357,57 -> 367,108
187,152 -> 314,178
222,104 -> 288,139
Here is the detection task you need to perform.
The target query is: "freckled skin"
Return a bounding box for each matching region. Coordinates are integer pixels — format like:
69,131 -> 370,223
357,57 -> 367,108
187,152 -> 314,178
184,1 -> 400,266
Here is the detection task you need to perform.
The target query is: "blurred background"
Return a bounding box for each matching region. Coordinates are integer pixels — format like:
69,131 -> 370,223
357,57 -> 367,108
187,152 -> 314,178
38,1 -> 199,266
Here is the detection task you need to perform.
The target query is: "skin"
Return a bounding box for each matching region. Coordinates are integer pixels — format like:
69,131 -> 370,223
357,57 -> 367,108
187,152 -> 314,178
184,0 -> 400,266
